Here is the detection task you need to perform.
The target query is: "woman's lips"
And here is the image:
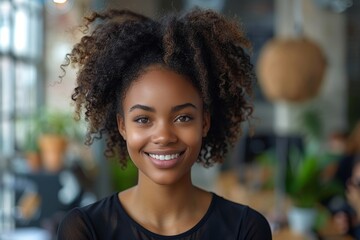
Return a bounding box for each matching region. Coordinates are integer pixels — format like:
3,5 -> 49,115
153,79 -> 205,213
145,151 -> 184,169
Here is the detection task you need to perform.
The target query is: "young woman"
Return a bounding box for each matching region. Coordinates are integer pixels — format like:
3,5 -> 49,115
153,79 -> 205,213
57,8 -> 272,240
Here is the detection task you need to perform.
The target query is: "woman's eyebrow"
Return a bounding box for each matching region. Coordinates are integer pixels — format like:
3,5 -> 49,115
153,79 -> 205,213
129,103 -> 197,113
171,103 -> 197,112
129,104 -> 155,113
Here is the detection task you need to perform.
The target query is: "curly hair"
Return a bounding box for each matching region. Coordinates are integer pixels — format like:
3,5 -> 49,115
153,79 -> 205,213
61,8 -> 255,168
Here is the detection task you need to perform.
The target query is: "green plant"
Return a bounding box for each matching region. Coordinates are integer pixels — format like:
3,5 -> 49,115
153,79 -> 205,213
22,109 -> 84,152
23,114 -> 42,153
285,143 -> 342,208
254,150 -> 277,190
109,157 -> 138,191
37,110 -> 75,136
24,129 -> 40,152
301,108 -> 323,141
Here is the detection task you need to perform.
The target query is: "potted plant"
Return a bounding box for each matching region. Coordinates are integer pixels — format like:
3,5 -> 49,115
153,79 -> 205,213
285,142 -> 342,234
23,123 -> 42,172
36,109 -> 78,172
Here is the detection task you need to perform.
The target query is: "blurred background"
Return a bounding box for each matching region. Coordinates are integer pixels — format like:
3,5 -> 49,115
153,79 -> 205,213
0,0 -> 359,239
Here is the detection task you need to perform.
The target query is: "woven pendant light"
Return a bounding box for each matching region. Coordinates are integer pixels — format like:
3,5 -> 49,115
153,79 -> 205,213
257,37 -> 327,102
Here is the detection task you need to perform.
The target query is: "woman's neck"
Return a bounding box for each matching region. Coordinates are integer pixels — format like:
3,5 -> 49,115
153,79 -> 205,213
133,172 -> 198,217
119,173 -> 211,235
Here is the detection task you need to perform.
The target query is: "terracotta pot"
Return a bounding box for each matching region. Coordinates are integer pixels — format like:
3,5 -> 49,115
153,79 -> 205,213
25,152 -> 42,172
257,37 -> 327,102
38,134 -> 68,173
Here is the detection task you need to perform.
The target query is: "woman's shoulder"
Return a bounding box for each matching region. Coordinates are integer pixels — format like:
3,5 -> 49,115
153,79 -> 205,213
61,192 -> 119,223
212,193 -> 253,213
68,193 -> 118,219
211,193 -> 272,239
57,193 -> 121,239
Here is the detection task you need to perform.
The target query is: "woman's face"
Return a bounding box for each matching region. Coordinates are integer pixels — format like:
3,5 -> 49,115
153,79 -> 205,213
117,66 -> 210,186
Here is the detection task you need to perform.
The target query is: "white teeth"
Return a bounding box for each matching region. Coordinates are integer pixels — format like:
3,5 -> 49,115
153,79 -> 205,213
149,153 -> 180,161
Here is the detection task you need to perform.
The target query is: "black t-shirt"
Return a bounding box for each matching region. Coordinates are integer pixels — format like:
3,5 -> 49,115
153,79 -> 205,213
57,192 -> 272,240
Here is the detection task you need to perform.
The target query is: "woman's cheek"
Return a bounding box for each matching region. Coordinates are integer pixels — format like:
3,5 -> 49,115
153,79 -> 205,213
127,130 -> 148,147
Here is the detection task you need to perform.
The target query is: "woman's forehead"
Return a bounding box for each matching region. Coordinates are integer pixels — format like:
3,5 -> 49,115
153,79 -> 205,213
123,67 -> 203,110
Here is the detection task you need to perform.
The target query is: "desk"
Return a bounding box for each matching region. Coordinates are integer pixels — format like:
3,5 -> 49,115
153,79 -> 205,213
215,170 -> 354,240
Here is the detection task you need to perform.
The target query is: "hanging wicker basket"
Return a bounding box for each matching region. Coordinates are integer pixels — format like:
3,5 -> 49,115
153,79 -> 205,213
257,37 -> 327,102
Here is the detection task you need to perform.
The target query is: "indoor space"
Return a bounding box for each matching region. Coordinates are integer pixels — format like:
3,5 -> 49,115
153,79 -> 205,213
0,0 -> 360,239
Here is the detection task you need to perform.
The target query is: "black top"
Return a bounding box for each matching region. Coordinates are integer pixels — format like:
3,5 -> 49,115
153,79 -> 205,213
57,192 -> 272,240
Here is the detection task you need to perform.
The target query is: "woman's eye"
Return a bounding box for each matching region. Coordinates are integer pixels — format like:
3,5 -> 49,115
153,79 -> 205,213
176,115 -> 192,122
134,117 -> 149,124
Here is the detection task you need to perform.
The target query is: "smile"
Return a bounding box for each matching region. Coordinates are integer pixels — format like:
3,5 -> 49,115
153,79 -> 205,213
148,153 -> 181,161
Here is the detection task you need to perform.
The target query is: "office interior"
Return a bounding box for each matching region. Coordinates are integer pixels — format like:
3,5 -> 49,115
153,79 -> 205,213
0,0 -> 359,239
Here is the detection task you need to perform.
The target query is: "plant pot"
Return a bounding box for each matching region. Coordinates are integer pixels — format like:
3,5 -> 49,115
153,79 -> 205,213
288,206 -> 317,234
38,134 -> 68,173
25,152 -> 42,172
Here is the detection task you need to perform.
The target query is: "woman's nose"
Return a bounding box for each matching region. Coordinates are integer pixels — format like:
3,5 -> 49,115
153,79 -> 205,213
151,122 -> 177,145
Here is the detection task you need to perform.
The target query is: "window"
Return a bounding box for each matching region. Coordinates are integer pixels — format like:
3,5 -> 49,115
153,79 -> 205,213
0,0 -> 44,157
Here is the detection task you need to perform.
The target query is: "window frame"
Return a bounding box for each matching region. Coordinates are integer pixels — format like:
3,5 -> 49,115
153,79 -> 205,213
0,0 -> 44,158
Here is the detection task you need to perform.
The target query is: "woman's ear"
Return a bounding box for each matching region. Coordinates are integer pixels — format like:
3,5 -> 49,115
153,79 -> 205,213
202,111 -> 211,137
117,114 -> 126,140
